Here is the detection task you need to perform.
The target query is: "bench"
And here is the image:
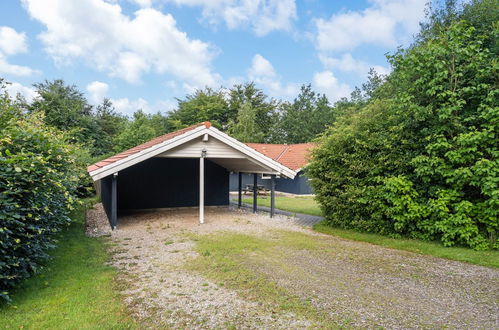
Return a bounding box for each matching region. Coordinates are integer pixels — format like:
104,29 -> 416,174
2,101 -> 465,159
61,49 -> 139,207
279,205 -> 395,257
242,184 -> 270,196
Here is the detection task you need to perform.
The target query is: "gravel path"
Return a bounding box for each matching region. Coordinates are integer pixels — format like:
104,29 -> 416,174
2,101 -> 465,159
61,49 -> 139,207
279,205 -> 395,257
86,203 -> 499,329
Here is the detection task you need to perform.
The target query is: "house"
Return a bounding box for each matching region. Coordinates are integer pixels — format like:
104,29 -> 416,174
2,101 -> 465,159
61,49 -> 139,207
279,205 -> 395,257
229,143 -> 315,195
87,122 -> 298,229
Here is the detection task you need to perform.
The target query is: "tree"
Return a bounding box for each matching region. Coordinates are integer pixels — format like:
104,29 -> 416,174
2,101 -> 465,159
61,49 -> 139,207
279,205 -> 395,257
93,98 -> 127,156
228,82 -> 278,141
113,110 -> 168,152
30,79 -> 92,127
350,69 -> 386,103
29,79 -> 102,155
228,102 -> 264,142
277,84 -> 333,143
169,88 -> 230,129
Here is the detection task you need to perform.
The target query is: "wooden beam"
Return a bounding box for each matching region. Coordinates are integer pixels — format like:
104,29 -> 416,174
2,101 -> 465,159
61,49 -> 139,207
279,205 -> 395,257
270,174 -> 276,218
253,173 -> 257,213
238,172 -> 242,208
111,173 -> 118,230
199,156 -> 205,224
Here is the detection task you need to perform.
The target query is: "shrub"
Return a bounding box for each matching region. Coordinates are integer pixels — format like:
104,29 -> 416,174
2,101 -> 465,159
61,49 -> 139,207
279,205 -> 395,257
308,21 -> 498,250
0,89 -> 85,301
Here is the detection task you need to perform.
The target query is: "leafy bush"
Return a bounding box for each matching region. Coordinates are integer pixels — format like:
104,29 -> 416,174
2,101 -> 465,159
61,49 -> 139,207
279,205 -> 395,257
308,20 -> 498,250
0,89 -> 85,301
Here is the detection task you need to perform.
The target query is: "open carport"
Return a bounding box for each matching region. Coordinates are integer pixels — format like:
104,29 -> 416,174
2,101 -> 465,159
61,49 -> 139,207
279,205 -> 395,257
87,122 -> 296,228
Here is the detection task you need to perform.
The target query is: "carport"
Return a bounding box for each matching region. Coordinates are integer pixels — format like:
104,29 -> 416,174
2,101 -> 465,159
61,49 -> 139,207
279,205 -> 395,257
87,122 -> 296,229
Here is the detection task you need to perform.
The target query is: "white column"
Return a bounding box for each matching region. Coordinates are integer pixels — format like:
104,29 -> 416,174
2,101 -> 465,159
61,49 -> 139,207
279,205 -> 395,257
199,156 -> 205,224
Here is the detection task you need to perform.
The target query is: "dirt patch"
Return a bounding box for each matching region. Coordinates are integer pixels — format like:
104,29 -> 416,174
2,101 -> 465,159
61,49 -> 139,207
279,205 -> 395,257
87,203 -> 499,328
85,203 -> 112,237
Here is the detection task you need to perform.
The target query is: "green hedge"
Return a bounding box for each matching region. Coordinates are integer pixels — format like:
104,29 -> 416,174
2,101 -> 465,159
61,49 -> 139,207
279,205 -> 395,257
308,22 -> 498,250
0,93 -> 85,301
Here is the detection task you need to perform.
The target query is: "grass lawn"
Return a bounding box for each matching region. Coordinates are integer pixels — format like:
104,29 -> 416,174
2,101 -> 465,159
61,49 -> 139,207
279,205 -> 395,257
0,198 -> 135,329
240,195 -> 498,268
241,195 -> 322,216
314,222 -> 499,268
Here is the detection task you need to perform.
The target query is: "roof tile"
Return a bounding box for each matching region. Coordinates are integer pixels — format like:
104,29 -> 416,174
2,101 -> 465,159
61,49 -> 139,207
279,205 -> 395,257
87,121 -> 314,175
246,142 -> 314,171
87,122 -> 206,173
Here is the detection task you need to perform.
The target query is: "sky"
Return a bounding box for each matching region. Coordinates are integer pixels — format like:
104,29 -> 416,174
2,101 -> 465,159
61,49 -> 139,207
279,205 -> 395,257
0,0 -> 429,116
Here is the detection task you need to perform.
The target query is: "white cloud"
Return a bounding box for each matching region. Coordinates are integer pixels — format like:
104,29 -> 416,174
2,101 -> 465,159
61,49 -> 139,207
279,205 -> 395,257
319,53 -> 390,78
21,0 -> 219,87
165,0 -> 297,36
85,80 -> 149,114
112,97 -> 150,115
312,70 -> 351,102
111,97 -> 176,115
85,80 -> 175,115
156,99 -> 176,113
0,27 -> 28,55
131,0 -> 152,7
0,55 -> 38,76
225,75 -> 244,88
86,81 -> 109,103
0,26 -> 38,76
316,0 -> 426,52
249,54 -> 276,78
3,81 -> 37,102
248,54 -> 299,99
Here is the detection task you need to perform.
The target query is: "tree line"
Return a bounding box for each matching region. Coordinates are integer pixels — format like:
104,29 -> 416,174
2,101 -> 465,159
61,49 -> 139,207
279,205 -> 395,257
3,78 -> 359,165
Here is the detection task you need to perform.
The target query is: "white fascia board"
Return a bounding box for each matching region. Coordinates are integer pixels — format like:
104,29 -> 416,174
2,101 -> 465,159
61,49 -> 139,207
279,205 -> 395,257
89,125 -> 297,181
89,126 -> 208,181
207,127 -> 297,179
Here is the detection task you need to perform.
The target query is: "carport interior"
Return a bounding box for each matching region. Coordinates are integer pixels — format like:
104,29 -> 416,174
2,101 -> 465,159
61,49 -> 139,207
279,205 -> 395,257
100,156 -> 276,229
95,128 -> 295,229
101,157 -> 229,215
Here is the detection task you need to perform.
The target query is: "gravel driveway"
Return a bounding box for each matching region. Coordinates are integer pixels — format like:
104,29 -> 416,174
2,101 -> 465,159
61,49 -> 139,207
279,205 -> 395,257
87,204 -> 499,329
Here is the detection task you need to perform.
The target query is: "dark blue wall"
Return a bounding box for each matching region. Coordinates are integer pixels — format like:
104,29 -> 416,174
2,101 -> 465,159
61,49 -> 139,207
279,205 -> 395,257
229,171 -> 312,195
230,173 -> 271,191
101,158 -> 229,213
275,171 -> 313,194
100,175 -> 113,226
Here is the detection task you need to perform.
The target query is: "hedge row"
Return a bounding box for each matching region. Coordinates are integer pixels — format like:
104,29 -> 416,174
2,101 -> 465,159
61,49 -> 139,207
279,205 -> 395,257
0,93 -> 85,301
308,21 -> 498,250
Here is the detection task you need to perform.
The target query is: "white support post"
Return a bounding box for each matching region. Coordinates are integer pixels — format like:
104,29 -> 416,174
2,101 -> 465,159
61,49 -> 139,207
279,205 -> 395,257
199,154 -> 205,224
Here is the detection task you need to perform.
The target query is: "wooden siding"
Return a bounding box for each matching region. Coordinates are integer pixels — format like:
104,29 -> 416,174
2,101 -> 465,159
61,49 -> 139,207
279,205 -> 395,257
114,158 -> 229,211
158,135 -> 246,159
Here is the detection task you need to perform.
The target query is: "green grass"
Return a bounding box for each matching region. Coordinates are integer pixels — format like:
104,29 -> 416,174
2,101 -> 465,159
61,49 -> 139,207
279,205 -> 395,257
314,222 -> 499,268
0,198 -> 135,329
241,195 -> 322,216
186,230 -> 337,327
240,195 -> 498,268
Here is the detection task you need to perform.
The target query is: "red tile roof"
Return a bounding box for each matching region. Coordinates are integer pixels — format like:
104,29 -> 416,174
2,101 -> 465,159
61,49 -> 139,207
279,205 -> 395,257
246,143 -> 315,171
87,122 -> 209,173
87,120 -> 314,176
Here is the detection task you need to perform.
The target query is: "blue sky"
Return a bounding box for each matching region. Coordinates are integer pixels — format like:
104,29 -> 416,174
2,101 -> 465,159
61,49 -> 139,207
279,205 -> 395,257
0,0 -> 428,115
